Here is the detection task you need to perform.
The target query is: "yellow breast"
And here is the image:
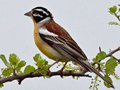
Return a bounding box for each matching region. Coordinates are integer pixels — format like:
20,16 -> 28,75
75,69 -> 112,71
34,26 -> 69,62
32,18 -> 69,62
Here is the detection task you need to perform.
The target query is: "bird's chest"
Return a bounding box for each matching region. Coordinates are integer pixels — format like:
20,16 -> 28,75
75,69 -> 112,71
34,26 -> 68,61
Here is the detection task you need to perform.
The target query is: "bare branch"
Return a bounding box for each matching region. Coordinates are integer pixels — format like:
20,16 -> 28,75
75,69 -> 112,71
0,71 -> 91,85
106,46 -> 120,57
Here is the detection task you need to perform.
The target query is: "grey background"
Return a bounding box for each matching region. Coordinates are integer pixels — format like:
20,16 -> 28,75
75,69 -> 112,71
0,0 -> 120,90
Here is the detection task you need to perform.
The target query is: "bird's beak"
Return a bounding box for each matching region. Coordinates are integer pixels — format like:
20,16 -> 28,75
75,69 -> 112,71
24,11 -> 32,17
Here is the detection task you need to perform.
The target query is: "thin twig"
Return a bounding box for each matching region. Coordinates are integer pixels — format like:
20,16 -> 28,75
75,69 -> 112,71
106,47 -> 120,57
114,13 -> 120,21
99,47 -> 101,52
92,47 -> 120,65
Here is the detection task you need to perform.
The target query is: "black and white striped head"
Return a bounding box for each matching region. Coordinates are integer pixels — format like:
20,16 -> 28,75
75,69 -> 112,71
24,7 -> 53,23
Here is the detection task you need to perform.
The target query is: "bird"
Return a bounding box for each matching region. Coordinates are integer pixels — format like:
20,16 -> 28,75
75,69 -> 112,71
24,7 -> 114,88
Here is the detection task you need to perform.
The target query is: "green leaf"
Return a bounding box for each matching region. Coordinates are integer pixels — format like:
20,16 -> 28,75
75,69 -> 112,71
33,54 -> 49,76
105,57 -> 118,74
108,22 -> 119,26
104,74 -> 112,88
9,53 -> 20,66
17,60 -> 26,67
108,11 -> 114,15
17,71 -> 23,75
93,51 -> 106,61
2,68 -> 12,77
92,57 -> 98,61
36,59 -> 48,68
38,66 -> 48,75
118,4 -> 120,6
118,8 -> 120,13
98,51 -> 106,60
0,84 -> 4,88
1,68 -> 4,72
24,65 -> 35,74
92,54 -> 99,61
109,6 -> 117,13
35,58 -> 49,76
0,54 -> 11,67
16,60 -> 26,72
33,54 -> 41,62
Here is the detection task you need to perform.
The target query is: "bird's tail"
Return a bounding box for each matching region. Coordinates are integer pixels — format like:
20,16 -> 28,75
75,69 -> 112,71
77,58 -> 115,88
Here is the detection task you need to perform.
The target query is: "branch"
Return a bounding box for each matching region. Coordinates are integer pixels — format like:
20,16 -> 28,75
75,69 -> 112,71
0,47 -> 120,86
106,46 -> 120,63
106,46 -> 120,57
114,13 -> 120,22
92,47 -> 120,65
0,71 -> 91,85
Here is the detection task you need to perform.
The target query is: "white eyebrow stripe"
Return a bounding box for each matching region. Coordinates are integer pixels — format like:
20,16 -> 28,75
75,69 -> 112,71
39,26 -> 58,36
35,9 -> 49,15
33,13 -> 43,18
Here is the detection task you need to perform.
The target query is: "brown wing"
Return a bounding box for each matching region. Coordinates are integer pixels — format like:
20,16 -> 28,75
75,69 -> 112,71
44,20 -> 88,60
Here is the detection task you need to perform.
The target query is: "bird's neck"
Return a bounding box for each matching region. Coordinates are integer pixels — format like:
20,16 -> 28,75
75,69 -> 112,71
33,17 -> 52,29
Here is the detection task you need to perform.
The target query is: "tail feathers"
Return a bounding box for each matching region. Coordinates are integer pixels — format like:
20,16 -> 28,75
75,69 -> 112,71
77,59 -> 115,88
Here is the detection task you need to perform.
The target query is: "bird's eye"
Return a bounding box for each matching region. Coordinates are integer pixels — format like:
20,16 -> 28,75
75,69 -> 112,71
39,11 -> 43,15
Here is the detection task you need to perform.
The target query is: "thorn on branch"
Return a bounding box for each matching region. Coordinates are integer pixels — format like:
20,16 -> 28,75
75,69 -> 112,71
18,78 -> 23,85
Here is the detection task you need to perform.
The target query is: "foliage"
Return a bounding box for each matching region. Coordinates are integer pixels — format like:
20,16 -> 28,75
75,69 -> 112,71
89,76 -> 101,90
33,54 -> 50,77
0,49 -> 120,89
108,4 -> 120,26
108,22 -> 120,26
0,84 -> 4,88
0,54 -> 26,77
89,51 -> 119,90
0,53 -> 50,87
50,50 -> 119,89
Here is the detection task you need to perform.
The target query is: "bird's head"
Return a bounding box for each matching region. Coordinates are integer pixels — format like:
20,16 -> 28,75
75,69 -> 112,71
24,7 -> 53,25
